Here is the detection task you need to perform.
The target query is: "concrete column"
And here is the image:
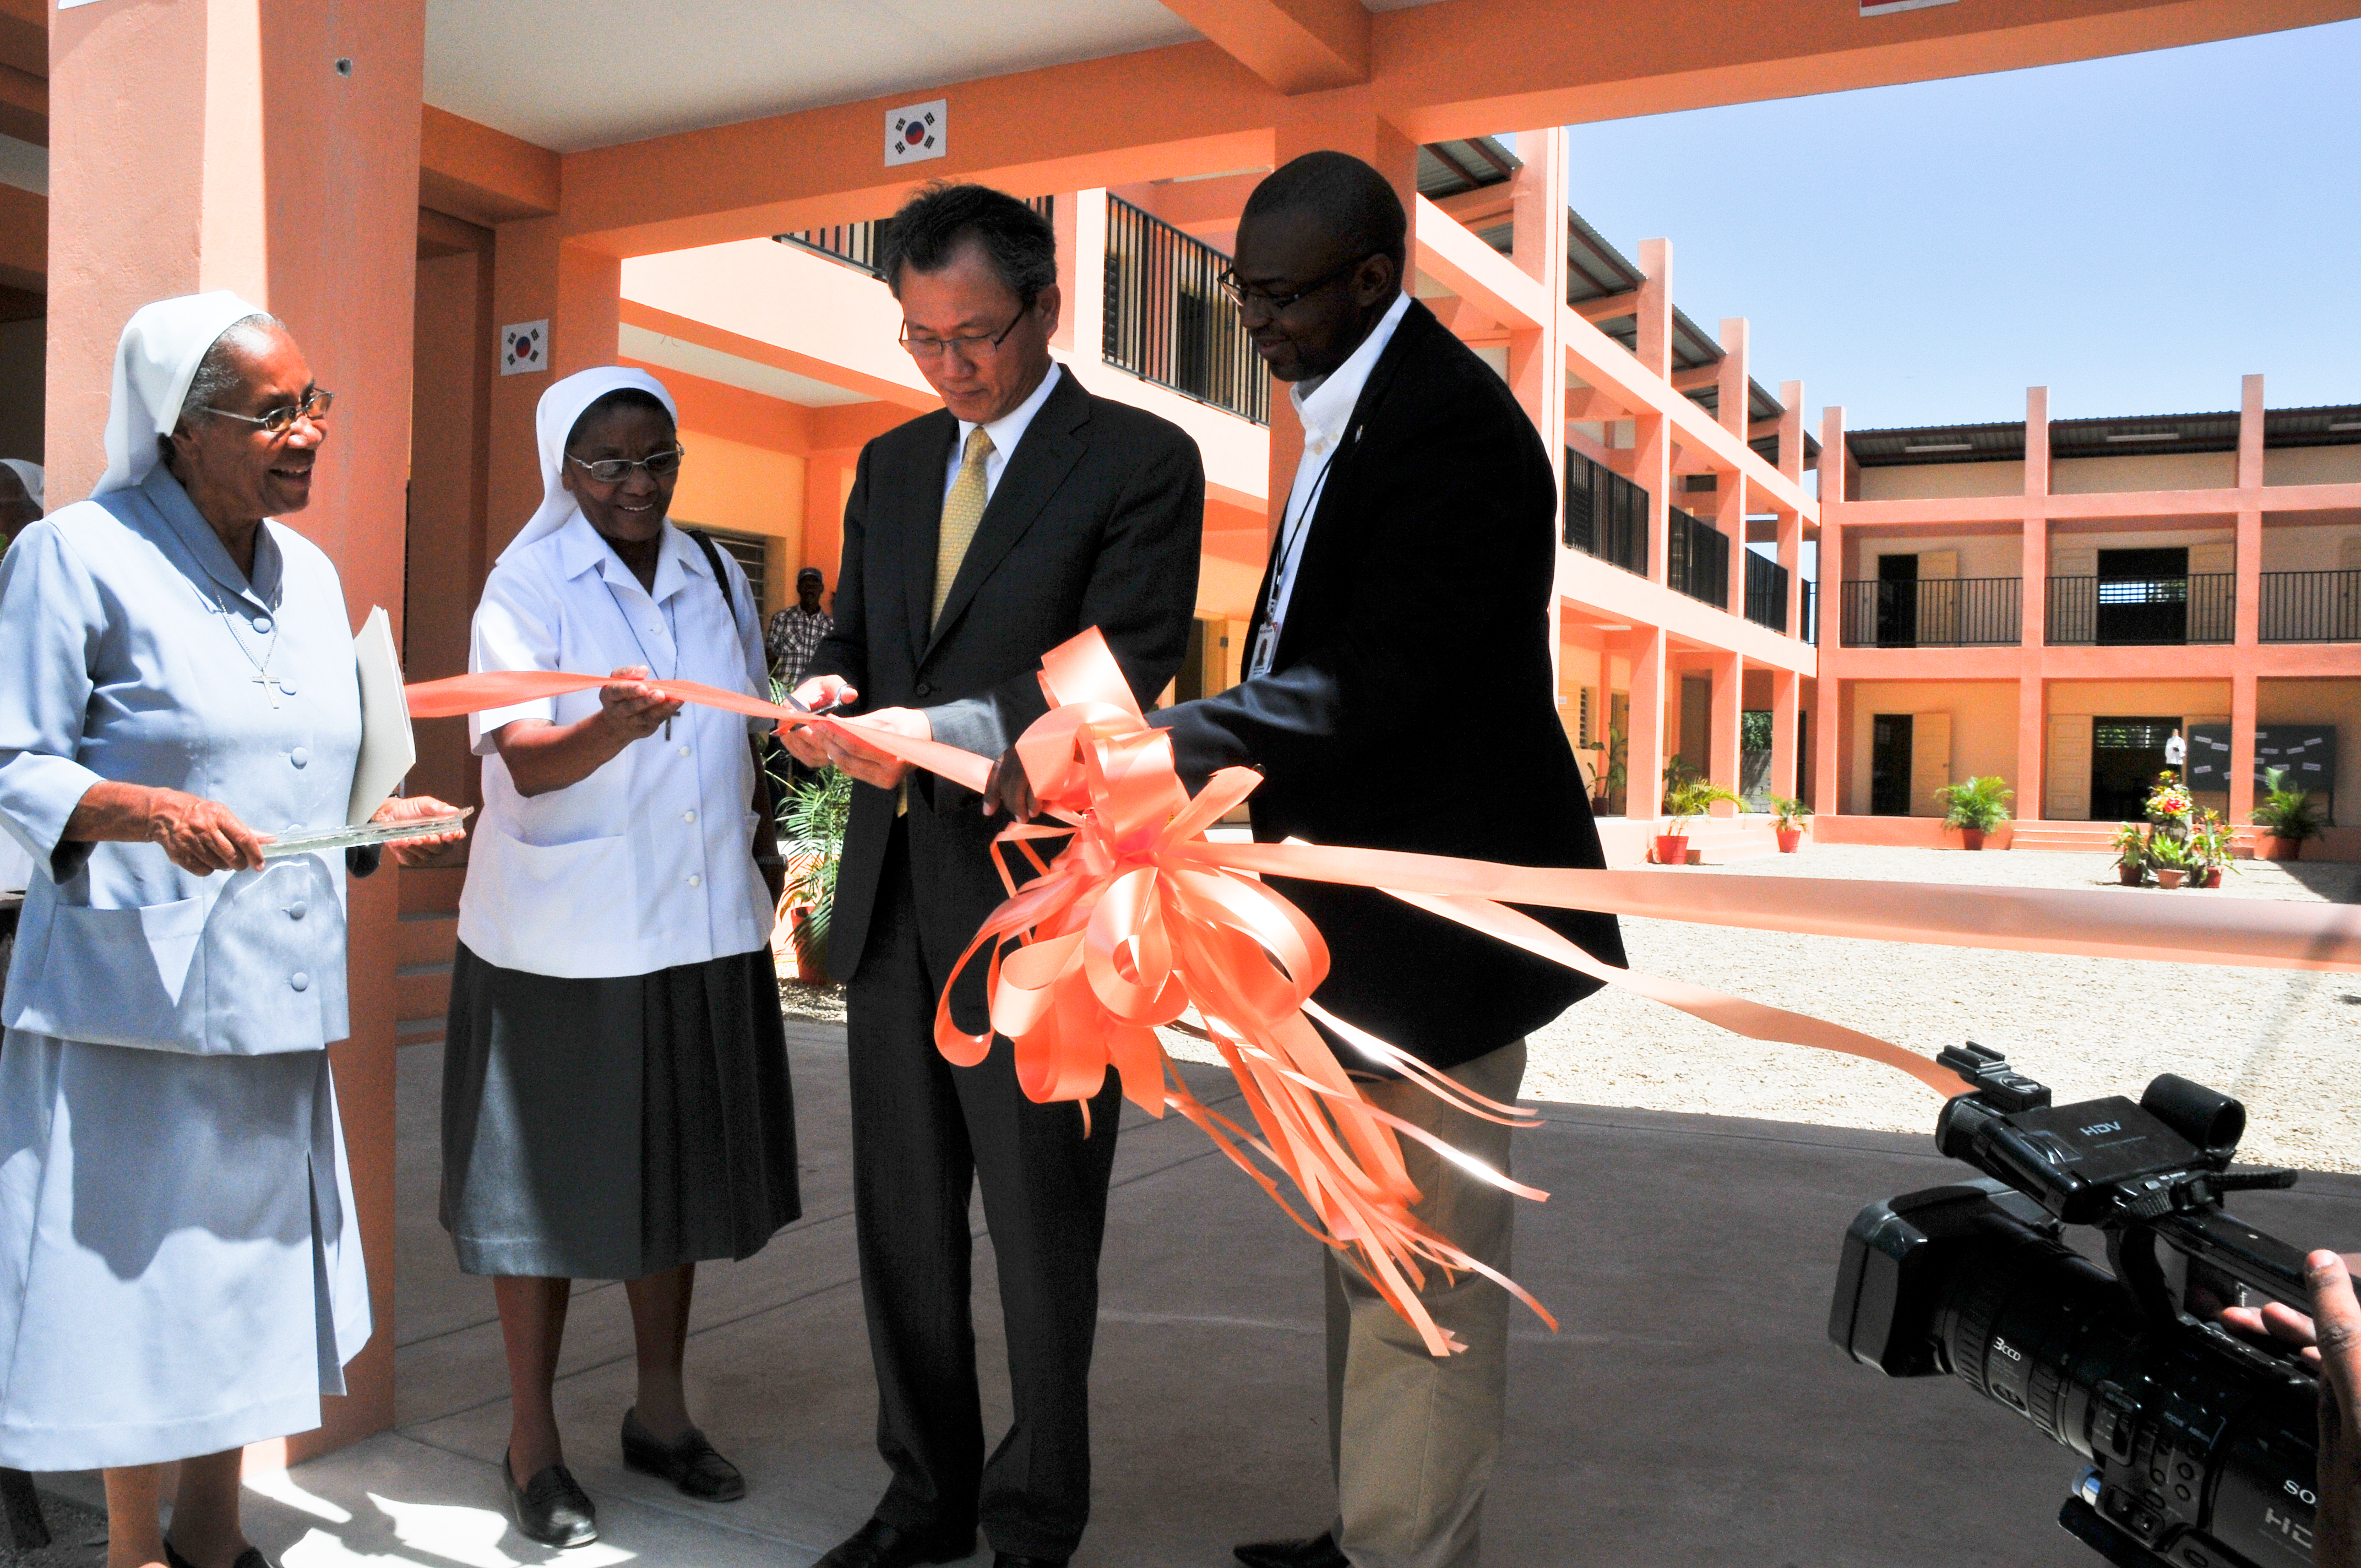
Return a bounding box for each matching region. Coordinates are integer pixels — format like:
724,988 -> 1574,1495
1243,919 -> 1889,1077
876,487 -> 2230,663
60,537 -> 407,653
2231,671 -> 2260,828
1770,666 -> 1800,801
1635,239 -> 1673,587
1779,378 -> 1805,636
47,0 -> 429,1458
1811,405 -> 1847,816
1268,92 -> 1416,543
1067,188 -> 1109,366
2016,386 -> 2051,819
1709,650 -> 1742,815
486,218 -> 621,556
1716,317 -> 1749,614
1507,129 -> 1567,690
2235,372 -> 2264,647
1626,625 -> 1667,823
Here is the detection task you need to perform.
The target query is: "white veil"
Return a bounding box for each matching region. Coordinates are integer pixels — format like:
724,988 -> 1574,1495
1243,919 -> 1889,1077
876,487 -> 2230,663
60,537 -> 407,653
498,366 -> 679,563
94,291 -> 269,497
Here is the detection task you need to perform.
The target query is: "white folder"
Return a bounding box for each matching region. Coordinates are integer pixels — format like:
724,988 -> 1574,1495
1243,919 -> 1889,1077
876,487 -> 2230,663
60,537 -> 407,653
346,606 -> 417,825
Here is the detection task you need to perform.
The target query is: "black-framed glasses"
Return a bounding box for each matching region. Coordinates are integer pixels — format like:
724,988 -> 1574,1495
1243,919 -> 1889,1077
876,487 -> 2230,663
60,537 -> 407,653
567,447 -> 685,484
899,304 -> 1029,362
204,387 -> 334,437
1217,255 -> 1369,314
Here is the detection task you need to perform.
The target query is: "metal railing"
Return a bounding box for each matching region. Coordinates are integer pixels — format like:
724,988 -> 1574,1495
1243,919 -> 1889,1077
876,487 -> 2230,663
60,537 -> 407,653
2046,574 -> 2234,645
1838,578 -> 2023,647
1103,196 -> 1268,425
1667,507 -> 1727,609
2259,569 -> 2361,643
1743,550 -> 1789,633
1801,579 -> 1817,645
775,196 -> 1056,280
1562,451 -> 1648,576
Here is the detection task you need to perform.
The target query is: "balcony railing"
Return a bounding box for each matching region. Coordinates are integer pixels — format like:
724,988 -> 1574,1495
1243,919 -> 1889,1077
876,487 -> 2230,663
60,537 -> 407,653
776,197 -> 1056,280
1743,550 -> 1789,633
1802,579 -> 1817,645
1667,507 -> 1727,609
2259,569 -> 2361,643
1103,196 -> 1268,425
2046,574 -> 2234,645
1562,451 -> 1648,576
1839,578 -> 2023,647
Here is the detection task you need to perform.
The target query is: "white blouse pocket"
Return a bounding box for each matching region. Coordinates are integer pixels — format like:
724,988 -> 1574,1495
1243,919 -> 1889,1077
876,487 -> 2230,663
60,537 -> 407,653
486,827 -> 640,974
8,895 -> 209,1049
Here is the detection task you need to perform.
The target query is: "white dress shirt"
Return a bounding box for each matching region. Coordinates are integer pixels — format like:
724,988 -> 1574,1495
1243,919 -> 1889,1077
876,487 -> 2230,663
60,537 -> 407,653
1252,291 -> 1412,677
943,360 -> 1067,507
460,514 -> 773,979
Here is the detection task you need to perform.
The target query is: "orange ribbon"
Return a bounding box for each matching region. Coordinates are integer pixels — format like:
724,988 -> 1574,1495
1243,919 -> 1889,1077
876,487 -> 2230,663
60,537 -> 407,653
411,639 -> 2361,1355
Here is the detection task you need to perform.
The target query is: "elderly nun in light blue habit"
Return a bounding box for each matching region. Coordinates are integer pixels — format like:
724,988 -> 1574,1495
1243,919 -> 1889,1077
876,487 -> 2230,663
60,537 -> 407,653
0,292 -> 457,1568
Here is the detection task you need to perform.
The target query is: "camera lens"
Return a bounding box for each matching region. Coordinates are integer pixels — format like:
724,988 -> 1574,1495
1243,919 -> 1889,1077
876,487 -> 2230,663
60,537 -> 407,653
1934,1228 -> 2131,1458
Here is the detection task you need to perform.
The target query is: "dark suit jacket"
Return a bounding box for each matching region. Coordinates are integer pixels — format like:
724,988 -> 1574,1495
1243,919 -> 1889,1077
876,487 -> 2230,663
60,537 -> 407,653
1154,299 -> 1625,1070
808,365 -> 1204,994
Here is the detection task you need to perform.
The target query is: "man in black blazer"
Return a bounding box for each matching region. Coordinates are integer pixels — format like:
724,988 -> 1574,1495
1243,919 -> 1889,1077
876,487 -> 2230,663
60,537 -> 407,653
780,184 -> 1203,1568
988,153 -> 1623,1568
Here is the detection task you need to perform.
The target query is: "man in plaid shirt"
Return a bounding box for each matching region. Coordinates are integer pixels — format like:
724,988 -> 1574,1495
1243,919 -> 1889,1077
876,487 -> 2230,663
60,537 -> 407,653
766,567 -> 835,688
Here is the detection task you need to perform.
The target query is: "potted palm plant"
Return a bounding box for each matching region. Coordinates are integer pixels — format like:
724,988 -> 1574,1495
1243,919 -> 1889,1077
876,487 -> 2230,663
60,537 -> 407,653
1768,795 -> 1811,854
776,765 -> 852,980
2147,832 -> 2192,890
1656,778 -> 1743,866
1933,775 -> 2012,851
2251,766 -> 2325,862
2110,821 -> 2149,887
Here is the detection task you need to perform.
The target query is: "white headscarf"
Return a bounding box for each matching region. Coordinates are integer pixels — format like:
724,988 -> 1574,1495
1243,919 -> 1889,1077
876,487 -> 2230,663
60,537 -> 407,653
94,290 -> 271,497
499,366 -> 679,562
0,459 -> 40,513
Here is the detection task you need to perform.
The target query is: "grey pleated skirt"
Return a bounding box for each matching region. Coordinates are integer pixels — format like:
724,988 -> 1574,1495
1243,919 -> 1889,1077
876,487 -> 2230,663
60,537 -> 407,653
439,942 -> 801,1279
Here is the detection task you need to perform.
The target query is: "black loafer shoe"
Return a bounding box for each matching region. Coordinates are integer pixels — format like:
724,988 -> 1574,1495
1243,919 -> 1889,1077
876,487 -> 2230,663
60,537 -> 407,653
1234,1533 -> 1349,1568
814,1515 -> 976,1568
164,1544 -> 277,1568
621,1408 -> 747,1501
504,1448 -> 599,1549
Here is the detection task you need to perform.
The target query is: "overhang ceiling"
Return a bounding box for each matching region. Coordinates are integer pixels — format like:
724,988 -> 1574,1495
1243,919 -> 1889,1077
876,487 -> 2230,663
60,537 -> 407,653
425,0 -> 1453,154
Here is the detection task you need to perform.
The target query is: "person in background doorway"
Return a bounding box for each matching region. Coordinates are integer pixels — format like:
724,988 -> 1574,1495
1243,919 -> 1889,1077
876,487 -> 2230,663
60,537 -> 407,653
0,292 -> 460,1568
767,565 -> 835,690
0,460 -> 41,542
444,366 -> 800,1551
777,181 -> 1202,1568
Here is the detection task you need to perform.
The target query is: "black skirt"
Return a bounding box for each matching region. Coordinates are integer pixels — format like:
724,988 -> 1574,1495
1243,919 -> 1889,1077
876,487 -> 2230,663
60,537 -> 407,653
439,943 -> 801,1279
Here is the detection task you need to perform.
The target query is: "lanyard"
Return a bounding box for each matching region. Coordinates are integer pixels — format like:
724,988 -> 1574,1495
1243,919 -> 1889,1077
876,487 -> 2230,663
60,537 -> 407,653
1251,437 -> 1343,679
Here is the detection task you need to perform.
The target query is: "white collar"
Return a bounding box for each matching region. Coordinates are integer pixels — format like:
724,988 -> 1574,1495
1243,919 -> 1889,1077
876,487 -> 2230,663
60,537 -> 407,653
553,511 -> 704,604
956,359 -> 1065,459
1289,292 -> 1411,458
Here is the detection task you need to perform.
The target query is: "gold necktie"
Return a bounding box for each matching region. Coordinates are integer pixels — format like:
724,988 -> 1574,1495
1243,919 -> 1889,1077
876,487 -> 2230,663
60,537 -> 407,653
933,426 -> 994,629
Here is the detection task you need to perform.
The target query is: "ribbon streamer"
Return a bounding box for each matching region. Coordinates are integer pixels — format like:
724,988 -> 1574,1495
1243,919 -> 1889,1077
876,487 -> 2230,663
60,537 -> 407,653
412,639 -> 2361,1354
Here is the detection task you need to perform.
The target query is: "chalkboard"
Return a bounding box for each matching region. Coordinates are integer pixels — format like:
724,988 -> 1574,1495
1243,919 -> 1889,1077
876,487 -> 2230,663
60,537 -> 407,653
2185,724 -> 2335,794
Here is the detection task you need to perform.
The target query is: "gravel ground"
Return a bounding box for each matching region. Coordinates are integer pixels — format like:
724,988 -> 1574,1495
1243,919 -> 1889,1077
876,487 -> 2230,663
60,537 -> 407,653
1518,846 -> 2361,1173
780,847 -> 2361,1171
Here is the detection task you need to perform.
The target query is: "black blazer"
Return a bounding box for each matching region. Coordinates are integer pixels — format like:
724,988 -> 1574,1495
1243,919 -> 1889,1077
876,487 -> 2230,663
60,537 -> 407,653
1154,299 -> 1625,1070
808,366 -> 1204,992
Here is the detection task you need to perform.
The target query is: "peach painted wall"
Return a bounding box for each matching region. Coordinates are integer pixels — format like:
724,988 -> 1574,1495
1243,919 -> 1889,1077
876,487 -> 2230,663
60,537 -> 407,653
1857,461 -> 2025,502
673,428 -> 806,552
2260,520 -> 2361,571
2047,679 -> 2232,718
2256,677 -> 2361,829
2266,447 -> 2361,487
2051,451 -> 2236,494
1854,533 -> 2023,580
1844,680 -> 2019,816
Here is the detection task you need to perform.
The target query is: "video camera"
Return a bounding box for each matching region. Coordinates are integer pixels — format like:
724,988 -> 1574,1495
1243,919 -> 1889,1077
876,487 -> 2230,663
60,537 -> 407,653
1829,1043 -> 2325,1568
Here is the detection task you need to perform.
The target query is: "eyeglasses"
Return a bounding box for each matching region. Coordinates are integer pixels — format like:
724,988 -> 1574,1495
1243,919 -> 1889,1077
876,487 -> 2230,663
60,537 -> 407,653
567,447 -> 685,484
900,304 -> 1029,363
1216,256 -> 1369,314
203,388 -> 335,437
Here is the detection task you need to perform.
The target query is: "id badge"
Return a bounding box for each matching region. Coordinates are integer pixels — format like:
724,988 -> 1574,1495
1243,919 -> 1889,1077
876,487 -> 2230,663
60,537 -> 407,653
1248,620 -> 1279,680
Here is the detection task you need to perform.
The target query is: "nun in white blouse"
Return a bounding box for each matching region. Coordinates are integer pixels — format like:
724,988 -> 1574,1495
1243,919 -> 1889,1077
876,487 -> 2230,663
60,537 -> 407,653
0,293 -> 459,1568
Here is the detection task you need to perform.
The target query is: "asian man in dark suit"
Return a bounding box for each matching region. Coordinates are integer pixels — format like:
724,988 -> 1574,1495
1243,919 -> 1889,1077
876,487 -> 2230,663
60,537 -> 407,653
779,183 -> 1202,1568
987,153 -> 1625,1568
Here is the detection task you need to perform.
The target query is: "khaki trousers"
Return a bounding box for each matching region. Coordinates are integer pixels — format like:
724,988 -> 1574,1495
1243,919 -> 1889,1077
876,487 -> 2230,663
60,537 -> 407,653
1325,1038 -> 1525,1568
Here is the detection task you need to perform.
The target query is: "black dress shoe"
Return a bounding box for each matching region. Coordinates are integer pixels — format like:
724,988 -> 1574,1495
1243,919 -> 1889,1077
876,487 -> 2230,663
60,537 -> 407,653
504,1448 -> 599,1549
814,1515 -> 976,1568
163,1543 -> 276,1568
621,1408 -> 747,1501
1234,1532 -> 1350,1568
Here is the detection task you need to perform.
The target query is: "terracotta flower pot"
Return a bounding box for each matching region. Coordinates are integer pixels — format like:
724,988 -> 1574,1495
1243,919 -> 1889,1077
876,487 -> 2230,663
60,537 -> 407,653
2117,864 -> 2146,886
788,905 -> 829,981
1960,828 -> 1985,851
1654,834 -> 1689,866
1775,828 -> 1804,853
2199,867 -> 2223,889
2154,867 -> 2187,890
2261,835 -> 2301,862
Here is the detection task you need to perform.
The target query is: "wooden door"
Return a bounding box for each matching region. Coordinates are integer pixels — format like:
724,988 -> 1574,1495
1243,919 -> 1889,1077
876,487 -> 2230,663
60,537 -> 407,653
1909,711 -> 1953,817
2047,715 -> 2095,819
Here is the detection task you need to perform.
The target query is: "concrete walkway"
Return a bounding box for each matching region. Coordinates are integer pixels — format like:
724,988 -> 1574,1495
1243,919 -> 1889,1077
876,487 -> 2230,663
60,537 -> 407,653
47,1025 -> 2361,1566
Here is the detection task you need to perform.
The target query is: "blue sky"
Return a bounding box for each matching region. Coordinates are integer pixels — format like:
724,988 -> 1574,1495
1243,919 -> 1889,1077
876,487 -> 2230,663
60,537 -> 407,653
1559,18 -> 2361,437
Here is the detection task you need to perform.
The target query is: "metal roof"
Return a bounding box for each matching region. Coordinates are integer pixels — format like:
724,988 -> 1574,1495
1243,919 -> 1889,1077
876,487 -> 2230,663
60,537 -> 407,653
1416,137 -> 1522,200
1848,404 -> 2361,466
